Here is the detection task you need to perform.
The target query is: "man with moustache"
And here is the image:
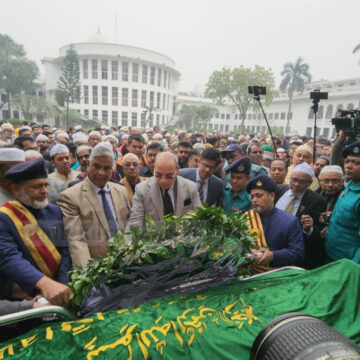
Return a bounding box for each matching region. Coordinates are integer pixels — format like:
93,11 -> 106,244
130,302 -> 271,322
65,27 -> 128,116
247,175 -> 304,271
0,158 -> 72,305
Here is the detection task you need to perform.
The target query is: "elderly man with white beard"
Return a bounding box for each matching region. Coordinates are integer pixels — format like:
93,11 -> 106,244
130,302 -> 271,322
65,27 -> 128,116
0,157 -> 72,306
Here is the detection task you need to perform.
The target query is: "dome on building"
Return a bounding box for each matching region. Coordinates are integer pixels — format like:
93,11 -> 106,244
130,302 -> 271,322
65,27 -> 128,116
87,30 -> 108,43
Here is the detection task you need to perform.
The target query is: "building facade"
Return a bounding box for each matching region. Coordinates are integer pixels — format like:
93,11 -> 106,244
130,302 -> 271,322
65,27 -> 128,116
176,77 -> 360,138
42,31 -> 180,128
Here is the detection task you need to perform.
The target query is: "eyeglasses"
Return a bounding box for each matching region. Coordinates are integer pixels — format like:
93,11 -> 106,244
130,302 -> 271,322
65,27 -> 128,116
290,177 -> 309,186
200,163 -> 216,170
154,173 -> 176,180
123,162 -> 140,168
320,178 -> 342,185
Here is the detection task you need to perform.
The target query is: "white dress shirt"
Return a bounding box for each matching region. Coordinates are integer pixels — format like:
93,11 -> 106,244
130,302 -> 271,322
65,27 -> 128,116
87,178 -> 119,227
196,169 -> 209,202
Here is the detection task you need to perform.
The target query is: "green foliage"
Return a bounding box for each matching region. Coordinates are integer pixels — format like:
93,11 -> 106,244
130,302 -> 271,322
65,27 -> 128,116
60,109 -> 82,126
178,104 -> 217,130
205,65 -> 278,130
269,126 -> 284,136
11,94 -> 58,121
69,205 -> 255,305
0,34 -> 39,109
56,45 -> 81,128
279,57 -> 311,133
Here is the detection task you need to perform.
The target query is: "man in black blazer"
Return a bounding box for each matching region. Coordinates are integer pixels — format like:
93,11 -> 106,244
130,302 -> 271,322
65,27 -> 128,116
275,162 -> 326,269
179,148 -> 224,206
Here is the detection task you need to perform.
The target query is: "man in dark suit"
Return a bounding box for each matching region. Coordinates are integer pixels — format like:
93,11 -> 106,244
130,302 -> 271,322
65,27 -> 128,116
275,162 -> 326,269
179,148 -> 224,206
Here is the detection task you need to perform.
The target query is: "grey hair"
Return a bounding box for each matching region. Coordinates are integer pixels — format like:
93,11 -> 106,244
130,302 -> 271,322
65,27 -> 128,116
24,150 -> 42,160
123,153 -> 140,163
89,142 -> 114,161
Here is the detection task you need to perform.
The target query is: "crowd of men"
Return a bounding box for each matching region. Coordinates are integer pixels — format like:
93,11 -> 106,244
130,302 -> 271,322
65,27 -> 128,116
0,121 -> 359,337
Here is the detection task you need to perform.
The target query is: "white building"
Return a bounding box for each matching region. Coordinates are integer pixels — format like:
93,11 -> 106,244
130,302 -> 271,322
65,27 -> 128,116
42,31 -> 180,128
176,77 -> 360,138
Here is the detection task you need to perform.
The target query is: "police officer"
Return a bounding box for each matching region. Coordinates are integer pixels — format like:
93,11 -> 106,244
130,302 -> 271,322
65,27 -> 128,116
221,157 -> 252,215
325,140 -> 360,263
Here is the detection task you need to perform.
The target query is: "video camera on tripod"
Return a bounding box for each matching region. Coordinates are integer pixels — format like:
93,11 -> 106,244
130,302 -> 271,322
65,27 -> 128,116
332,109 -> 360,140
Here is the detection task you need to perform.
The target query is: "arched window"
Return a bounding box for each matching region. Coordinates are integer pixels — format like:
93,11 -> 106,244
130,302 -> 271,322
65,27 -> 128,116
325,105 -> 333,119
308,107 -> 314,119
347,103 -> 354,110
317,105 -> 324,119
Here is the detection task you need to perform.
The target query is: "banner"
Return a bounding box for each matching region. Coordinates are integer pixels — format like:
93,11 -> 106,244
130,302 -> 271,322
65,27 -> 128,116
1,259 -> 359,359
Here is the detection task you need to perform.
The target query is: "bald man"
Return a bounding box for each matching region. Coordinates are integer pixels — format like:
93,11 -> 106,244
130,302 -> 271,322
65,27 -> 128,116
126,152 -> 202,230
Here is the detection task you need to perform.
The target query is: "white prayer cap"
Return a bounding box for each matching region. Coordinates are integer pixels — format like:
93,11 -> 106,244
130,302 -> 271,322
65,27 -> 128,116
36,134 -> 48,142
227,136 -> 234,141
89,141 -> 114,161
293,162 -> 314,178
72,132 -> 88,143
295,144 -> 313,156
103,135 -> 117,142
19,126 -> 32,132
320,165 -> 344,177
50,144 -> 69,158
74,125 -> 82,131
1,123 -> 14,131
277,147 -> 285,153
55,132 -> 69,140
76,145 -> 92,155
112,131 -> 120,137
88,131 -> 101,138
152,133 -> 163,140
0,148 -> 25,162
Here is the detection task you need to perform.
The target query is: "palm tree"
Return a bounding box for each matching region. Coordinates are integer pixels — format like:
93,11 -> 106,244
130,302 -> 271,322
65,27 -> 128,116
280,57 -> 311,133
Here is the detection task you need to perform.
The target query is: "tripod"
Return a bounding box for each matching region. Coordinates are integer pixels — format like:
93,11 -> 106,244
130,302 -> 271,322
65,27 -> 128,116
253,95 -> 278,157
310,90 -> 328,163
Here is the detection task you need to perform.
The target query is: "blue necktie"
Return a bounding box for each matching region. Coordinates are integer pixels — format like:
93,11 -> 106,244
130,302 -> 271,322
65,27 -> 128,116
99,189 -> 118,237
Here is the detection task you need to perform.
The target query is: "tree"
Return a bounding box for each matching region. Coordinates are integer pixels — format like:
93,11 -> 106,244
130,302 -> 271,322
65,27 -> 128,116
0,34 -> 39,117
177,105 -> 217,130
205,65 -> 278,131
60,109 -> 82,127
279,57 -> 311,133
178,105 -> 197,130
11,94 -> 58,121
56,45 -> 81,129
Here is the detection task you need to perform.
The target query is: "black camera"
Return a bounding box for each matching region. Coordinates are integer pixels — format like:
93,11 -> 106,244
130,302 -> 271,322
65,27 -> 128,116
248,86 -> 266,96
331,109 -> 360,140
310,90 -> 328,102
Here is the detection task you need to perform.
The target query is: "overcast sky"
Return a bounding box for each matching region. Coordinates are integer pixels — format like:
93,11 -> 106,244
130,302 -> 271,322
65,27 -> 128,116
3,0 -> 360,92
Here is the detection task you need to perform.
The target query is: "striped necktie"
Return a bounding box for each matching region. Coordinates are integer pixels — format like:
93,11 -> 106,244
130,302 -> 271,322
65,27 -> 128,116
198,180 -> 205,202
99,189 -> 118,237
284,194 -> 297,215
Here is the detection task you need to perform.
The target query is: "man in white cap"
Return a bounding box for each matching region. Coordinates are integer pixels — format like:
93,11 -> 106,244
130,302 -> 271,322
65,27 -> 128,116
48,144 -> 80,185
36,134 -> 50,157
88,131 -> 102,148
54,132 -> 69,145
284,144 -> 313,184
0,148 -> 25,206
103,134 -> 120,164
317,165 -> 344,212
276,162 -> 326,269
18,126 -> 32,137
0,123 -> 15,145
57,142 -> 131,267
72,132 -> 88,146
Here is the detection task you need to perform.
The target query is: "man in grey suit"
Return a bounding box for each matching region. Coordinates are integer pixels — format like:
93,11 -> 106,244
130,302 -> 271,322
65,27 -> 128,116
126,152 -> 202,230
179,148 -> 224,206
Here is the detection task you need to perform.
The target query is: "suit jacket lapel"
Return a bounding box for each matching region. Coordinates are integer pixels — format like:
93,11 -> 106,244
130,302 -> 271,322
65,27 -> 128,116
109,182 -> 123,225
149,178 -> 163,219
120,178 -> 133,203
175,178 -> 185,216
84,178 -> 110,238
